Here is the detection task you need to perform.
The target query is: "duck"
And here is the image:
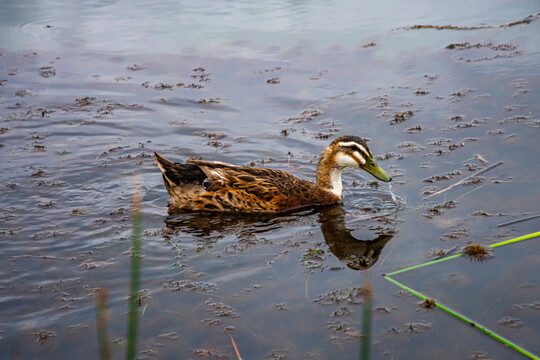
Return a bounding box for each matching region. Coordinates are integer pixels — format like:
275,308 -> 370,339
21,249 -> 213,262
154,135 -> 391,212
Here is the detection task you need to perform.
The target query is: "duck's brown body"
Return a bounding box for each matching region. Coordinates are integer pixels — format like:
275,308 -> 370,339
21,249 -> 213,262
154,156 -> 340,212
155,136 -> 391,213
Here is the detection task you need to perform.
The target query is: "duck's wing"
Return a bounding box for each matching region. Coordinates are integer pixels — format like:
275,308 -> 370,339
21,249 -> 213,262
187,159 -> 315,212
155,156 -> 333,212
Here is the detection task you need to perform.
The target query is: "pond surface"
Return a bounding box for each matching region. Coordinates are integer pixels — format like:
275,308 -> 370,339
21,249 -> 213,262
1,1 -> 539,359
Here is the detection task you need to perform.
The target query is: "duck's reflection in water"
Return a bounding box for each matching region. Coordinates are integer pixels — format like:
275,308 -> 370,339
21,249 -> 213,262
164,204 -> 393,270
319,206 -> 393,270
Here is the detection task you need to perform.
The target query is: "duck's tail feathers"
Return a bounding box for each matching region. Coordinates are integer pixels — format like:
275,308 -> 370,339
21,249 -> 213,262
154,152 -> 206,191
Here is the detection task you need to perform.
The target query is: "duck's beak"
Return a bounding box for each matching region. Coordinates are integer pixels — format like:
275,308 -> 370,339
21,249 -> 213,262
363,159 -> 392,182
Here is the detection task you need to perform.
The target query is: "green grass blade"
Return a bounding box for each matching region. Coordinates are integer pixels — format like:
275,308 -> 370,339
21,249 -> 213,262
384,275 -> 539,359
126,192 -> 142,360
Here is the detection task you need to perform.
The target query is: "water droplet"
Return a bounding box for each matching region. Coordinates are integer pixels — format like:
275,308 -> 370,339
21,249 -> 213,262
388,183 -> 398,204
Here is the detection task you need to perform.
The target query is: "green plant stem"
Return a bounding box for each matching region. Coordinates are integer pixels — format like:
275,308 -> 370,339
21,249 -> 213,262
385,231 -> 540,277
360,271 -> 372,360
95,288 -> 110,360
384,276 -> 539,359
383,231 -> 540,360
126,209 -> 142,360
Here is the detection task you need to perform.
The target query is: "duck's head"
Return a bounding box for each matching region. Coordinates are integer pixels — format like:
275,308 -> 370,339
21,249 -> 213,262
317,136 -> 392,197
329,136 -> 392,182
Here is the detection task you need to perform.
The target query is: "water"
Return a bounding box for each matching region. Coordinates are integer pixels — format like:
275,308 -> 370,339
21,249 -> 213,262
1,1 -> 539,359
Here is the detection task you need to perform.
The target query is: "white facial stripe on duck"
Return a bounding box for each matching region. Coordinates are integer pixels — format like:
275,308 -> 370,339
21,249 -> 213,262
352,151 -> 366,165
336,141 -> 372,159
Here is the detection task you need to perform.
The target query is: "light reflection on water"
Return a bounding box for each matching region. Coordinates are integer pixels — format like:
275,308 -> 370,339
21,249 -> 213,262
1,0 -> 539,359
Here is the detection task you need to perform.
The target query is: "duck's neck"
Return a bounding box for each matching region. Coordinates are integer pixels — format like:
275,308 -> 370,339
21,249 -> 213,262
316,148 -> 344,198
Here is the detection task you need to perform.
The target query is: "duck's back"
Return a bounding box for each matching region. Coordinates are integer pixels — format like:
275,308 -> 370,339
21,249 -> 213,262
155,154 -> 340,212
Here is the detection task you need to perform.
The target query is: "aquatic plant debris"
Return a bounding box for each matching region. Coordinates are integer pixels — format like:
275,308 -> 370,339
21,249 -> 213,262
396,12 -> 540,31
384,231 -> 540,359
446,42 -> 522,62
420,298 -> 436,309
423,161 -> 504,199
461,242 -> 493,262
497,213 -> 540,228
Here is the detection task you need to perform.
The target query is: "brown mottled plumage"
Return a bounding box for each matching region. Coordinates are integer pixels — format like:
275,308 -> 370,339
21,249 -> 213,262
155,136 -> 391,212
